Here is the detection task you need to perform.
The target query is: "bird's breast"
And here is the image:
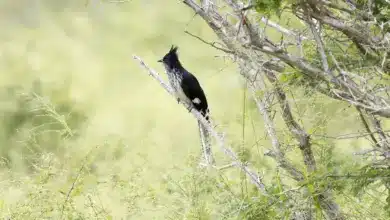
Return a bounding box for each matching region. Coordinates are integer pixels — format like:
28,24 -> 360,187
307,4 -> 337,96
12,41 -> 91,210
167,71 -> 191,104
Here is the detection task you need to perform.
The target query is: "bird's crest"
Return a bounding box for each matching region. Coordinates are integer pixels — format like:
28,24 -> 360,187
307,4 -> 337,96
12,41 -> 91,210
168,45 -> 178,56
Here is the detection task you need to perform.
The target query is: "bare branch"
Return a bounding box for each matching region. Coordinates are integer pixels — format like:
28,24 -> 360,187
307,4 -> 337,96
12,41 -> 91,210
307,18 -> 329,72
184,31 -> 234,54
260,16 -> 308,40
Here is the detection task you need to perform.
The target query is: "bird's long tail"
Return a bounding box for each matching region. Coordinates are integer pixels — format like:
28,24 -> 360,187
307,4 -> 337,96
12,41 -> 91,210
198,120 -> 214,166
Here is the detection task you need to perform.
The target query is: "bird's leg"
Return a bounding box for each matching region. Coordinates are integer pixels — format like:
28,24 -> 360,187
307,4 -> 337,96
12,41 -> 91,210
176,98 -> 180,104
187,105 -> 194,113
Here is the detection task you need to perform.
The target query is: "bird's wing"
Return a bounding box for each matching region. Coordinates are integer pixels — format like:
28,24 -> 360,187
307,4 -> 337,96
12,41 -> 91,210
180,72 -> 209,115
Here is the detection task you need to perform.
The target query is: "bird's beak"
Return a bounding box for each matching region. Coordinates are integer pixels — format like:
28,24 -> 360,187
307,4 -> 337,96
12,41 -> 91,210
157,59 -> 162,63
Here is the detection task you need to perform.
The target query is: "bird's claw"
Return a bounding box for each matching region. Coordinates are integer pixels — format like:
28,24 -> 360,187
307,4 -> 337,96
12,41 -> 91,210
187,106 -> 194,112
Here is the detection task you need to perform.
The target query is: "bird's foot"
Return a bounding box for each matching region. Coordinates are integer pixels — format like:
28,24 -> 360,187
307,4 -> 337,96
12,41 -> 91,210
176,98 -> 180,104
187,105 -> 194,113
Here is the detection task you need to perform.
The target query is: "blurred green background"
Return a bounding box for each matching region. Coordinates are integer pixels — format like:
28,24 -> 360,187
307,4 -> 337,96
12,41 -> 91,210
0,0 -> 382,219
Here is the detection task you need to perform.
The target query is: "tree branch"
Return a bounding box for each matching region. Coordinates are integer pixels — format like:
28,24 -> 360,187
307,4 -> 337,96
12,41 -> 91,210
307,18 -> 329,72
248,82 -> 305,182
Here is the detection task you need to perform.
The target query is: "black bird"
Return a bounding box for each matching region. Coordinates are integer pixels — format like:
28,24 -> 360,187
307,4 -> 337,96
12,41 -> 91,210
158,46 -> 209,119
158,45 -> 214,165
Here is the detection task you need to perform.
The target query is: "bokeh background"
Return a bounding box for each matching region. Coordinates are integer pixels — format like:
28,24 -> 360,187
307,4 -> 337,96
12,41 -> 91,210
0,0 -> 378,219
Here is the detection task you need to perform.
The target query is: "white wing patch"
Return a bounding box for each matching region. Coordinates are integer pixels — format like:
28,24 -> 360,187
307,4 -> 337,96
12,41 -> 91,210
192,98 -> 201,104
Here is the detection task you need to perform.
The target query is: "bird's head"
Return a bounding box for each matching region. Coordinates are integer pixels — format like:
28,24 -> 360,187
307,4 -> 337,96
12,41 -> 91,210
158,45 -> 182,69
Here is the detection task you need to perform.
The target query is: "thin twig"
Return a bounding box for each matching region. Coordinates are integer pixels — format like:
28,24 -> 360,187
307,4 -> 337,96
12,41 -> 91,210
306,16 -> 329,72
60,147 -> 96,218
260,17 -> 308,40
184,31 -> 235,54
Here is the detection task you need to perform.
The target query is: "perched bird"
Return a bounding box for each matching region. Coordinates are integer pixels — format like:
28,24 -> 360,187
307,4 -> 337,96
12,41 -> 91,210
158,45 -> 214,165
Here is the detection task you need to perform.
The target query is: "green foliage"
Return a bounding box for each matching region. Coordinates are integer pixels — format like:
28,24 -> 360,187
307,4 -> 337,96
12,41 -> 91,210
254,0 -> 283,16
356,0 -> 390,31
351,165 -> 390,196
237,196 -> 277,220
278,71 -> 303,85
237,147 -> 252,163
372,0 -> 390,32
0,82 -> 87,170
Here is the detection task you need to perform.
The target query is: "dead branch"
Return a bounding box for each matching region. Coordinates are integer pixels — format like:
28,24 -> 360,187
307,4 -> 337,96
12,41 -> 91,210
184,30 -> 235,54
